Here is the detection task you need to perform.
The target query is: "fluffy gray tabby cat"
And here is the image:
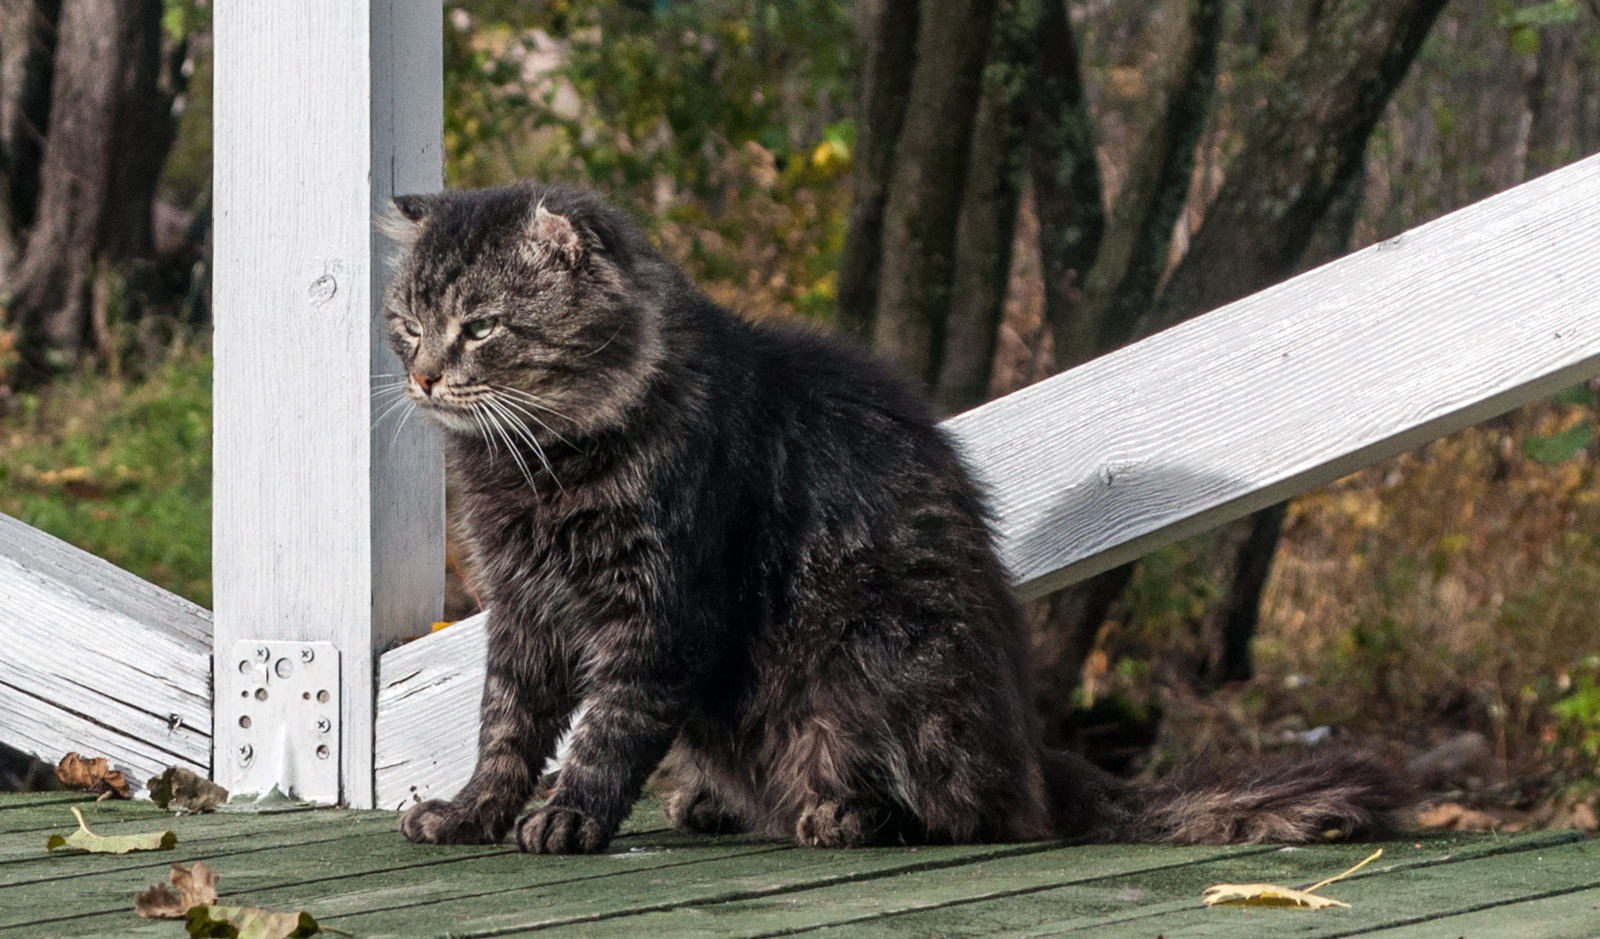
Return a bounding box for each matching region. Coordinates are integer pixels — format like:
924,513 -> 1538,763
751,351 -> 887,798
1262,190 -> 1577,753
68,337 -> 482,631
383,182 -> 1406,854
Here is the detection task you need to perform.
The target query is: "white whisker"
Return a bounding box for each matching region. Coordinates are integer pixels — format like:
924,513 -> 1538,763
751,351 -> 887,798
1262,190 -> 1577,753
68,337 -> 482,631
489,383 -> 576,423
371,392 -> 415,430
478,401 -> 539,492
484,395 -> 563,492
490,392 -> 575,449
579,325 -> 624,359
389,401 -> 418,451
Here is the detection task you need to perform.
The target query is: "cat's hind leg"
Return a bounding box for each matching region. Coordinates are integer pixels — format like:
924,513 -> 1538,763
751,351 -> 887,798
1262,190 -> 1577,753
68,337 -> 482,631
662,739 -> 751,835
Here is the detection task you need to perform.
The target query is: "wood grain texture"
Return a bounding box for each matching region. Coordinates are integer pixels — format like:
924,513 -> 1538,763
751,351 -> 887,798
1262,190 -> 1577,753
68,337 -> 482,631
374,155 -> 1600,803
212,1 -> 444,808
948,152 -> 1600,600
0,794 -> 1582,939
0,514 -> 211,784
373,611 -> 487,811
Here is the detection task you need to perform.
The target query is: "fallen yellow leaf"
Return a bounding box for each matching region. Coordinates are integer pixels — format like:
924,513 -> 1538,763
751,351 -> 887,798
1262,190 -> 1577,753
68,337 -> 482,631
46,805 -> 175,854
1201,882 -> 1350,909
1202,848 -> 1382,910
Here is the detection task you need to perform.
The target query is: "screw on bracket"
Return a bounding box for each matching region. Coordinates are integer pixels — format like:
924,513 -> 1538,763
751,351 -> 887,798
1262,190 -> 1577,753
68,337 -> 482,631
237,744 -> 254,765
316,718 -> 332,734
255,645 -> 270,663
300,647 -> 316,663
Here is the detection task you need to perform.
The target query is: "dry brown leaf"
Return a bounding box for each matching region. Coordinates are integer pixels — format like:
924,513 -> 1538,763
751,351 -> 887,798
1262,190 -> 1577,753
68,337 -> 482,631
55,752 -> 130,799
47,805 -> 176,854
1415,802 -> 1503,831
134,862 -> 340,938
148,766 -> 230,813
136,862 -> 220,918
1203,848 -> 1382,910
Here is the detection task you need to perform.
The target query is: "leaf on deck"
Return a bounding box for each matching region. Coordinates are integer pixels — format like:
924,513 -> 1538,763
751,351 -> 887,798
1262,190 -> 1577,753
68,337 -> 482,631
1201,882 -> 1351,909
136,861 -> 338,938
55,752 -> 130,799
46,805 -> 176,853
1202,847 -> 1382,910
136,861 -> 220,917
184,904 -> 327,938
149,766 -> 230,813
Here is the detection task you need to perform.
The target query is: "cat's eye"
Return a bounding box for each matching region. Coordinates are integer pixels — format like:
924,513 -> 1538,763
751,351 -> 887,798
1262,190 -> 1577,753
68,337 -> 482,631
401,318 -> 422,337
464,318 -> 497,340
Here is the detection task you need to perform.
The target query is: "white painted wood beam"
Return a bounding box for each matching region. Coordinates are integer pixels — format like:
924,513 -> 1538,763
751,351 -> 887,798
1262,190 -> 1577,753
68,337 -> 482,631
374,612 -> 487,811
0,513 -> 212,784
948,152 -> 1600,600
213,1 -> 444,807
374,154 -> 1600,805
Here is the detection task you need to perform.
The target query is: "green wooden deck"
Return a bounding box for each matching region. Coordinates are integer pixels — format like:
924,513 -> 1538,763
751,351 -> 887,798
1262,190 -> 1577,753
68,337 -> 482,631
2,792 -> 1596,938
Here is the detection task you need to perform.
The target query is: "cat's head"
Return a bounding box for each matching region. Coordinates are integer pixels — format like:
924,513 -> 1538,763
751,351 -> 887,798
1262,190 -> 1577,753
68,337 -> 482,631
380,184 -> 664,440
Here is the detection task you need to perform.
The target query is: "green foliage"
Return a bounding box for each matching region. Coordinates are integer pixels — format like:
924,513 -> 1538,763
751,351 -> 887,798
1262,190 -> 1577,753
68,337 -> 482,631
1497,0 -> 1579,56
441,0 -> 853,321
158,0 -> 213,212
0,353 -> 213,607
1549,657 -> 1600,766
1522,420 -> 1593,464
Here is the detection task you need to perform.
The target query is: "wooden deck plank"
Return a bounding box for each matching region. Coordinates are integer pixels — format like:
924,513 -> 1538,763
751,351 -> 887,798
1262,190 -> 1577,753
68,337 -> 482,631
0,798 -> 185,840
502,843 -> 1279,939
0,792 -> 1591,939
0,826 -> 779,937
319,842 -> 1263,938
541,833 -> 1577,939
1360,883 -> 1600,938
0,808 -> 395,884
790,834 -> 1594,939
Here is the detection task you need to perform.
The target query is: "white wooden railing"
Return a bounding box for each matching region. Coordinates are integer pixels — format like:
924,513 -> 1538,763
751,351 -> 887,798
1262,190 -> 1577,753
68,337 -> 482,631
2,3 -> 1599,809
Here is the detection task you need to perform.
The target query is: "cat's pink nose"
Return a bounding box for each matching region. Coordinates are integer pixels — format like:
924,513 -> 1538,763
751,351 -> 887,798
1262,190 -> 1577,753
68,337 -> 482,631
413,372 -> 438,395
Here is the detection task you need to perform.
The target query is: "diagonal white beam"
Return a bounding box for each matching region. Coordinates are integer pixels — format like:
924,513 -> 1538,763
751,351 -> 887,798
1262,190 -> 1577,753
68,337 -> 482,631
948,153 -> 1600,600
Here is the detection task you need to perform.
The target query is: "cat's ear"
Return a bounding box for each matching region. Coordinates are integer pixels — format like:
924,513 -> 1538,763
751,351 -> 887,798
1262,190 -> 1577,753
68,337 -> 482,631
378,194 -> 433,253
528,203 -> 586,268
392,193 -> 435,223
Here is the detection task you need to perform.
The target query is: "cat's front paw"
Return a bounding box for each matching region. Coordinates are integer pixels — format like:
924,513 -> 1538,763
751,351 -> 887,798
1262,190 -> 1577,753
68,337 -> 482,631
400,799 -> 499,844
517,805 -> 611,854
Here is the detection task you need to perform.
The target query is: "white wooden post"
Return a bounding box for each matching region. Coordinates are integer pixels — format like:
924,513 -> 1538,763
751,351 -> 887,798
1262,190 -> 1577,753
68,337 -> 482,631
213,3 -> 444,808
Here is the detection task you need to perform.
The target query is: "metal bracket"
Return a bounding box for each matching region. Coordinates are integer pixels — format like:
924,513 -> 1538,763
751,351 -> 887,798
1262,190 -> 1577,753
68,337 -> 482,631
226,641 -> 341,804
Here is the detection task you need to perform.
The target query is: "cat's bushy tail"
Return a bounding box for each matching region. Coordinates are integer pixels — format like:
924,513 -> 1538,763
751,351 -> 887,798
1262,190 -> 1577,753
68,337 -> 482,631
1042,747 -> 1412,845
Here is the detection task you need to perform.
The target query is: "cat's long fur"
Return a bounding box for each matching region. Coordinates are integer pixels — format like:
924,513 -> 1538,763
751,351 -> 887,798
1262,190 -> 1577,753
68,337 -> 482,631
385,183 -> 1408,854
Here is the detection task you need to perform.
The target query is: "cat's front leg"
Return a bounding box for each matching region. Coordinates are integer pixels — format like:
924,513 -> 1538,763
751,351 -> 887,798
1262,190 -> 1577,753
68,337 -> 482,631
517,679 -> 686,854
401,641 -> 575,845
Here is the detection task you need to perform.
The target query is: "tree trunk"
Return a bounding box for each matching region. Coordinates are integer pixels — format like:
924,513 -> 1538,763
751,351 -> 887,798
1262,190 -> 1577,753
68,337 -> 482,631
1140,0 -> 1449,336
1195,141 -> 1371,686
0,0 -> 61,269
1029,0 -> 1104,372
6,0 -> 174,378
1029,0 -> 1444,707
834,0 -> 920,341
932,0 -> 1035,415
870,0 -> 1002,390
1082,0 -> 1222,355
1025,0 -> 1223,707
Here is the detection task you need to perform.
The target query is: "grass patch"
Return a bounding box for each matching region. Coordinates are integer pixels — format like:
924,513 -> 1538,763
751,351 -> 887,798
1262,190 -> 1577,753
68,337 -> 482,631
0,351 -> 212,608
